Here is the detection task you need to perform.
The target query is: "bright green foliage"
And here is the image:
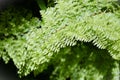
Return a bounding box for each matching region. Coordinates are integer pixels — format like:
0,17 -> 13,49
49,43 -> 118,80
0,7 -> 41,75
0,0 -> 120,80
41,0 -> 120,60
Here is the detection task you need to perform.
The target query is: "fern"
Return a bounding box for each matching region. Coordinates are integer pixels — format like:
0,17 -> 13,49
41,0 -> 120,60
0,0 -> 120,79
49,42 -> 118,80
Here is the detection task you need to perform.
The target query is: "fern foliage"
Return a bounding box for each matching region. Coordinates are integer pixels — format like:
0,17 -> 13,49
41,0 -> 120,60
0,0 -> 120,80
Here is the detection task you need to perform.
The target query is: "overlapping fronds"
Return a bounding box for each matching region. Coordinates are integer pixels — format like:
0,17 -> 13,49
0,0 -> 119,79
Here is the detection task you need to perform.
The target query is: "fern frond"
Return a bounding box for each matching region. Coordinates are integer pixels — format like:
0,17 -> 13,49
0,0 -> 120,78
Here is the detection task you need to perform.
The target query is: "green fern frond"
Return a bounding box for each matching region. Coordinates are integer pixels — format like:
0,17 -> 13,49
0,0 -> 119,79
